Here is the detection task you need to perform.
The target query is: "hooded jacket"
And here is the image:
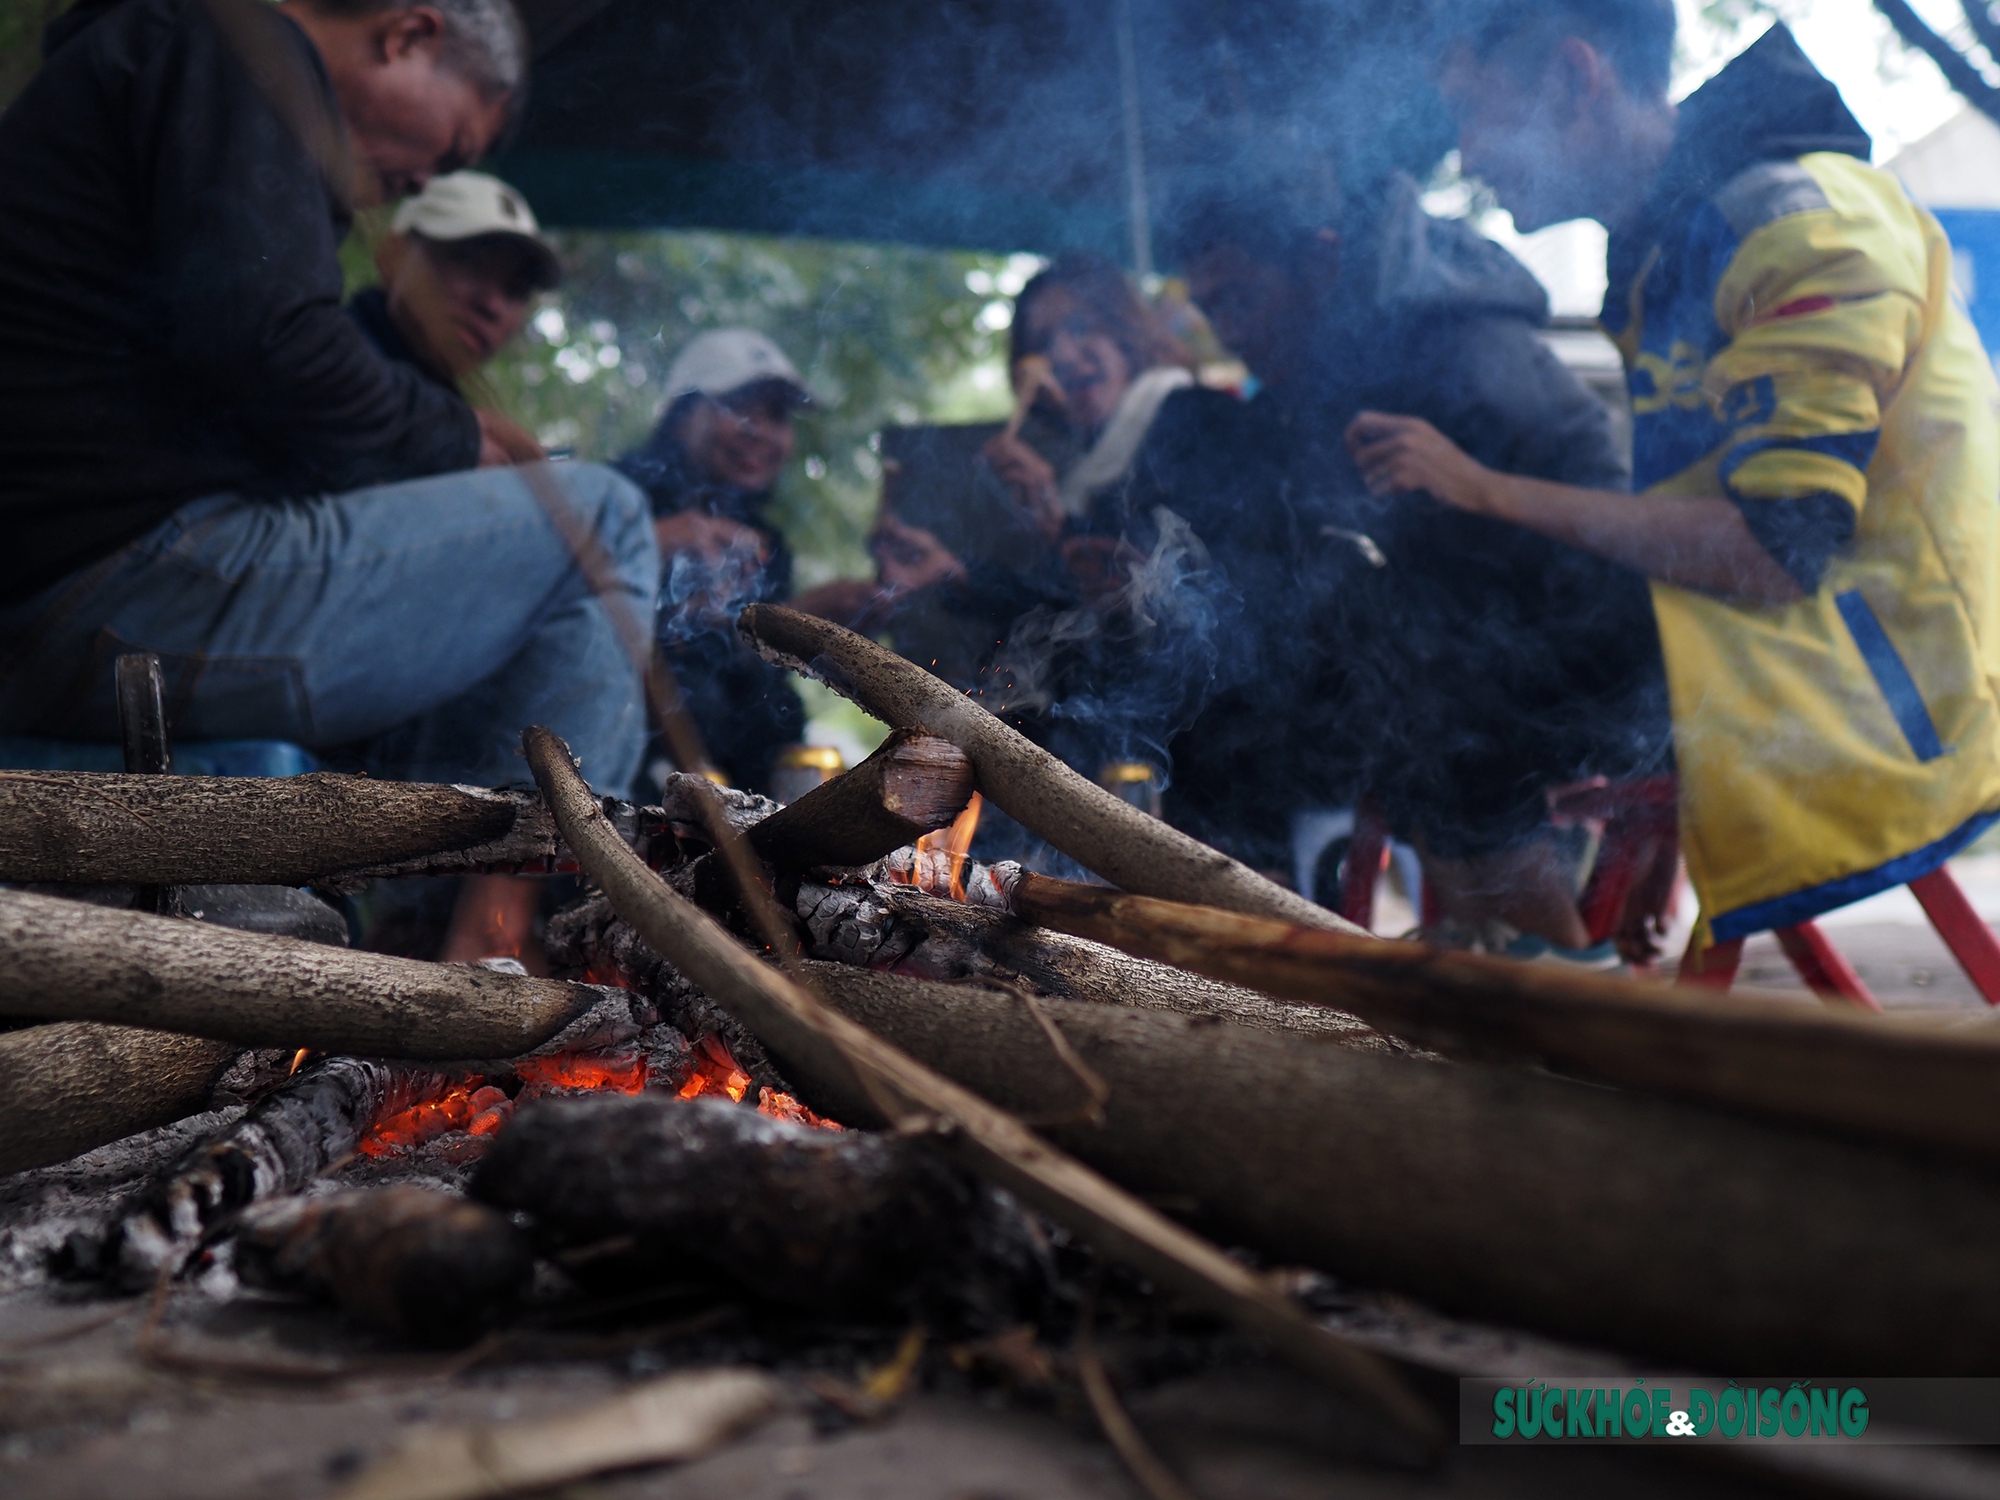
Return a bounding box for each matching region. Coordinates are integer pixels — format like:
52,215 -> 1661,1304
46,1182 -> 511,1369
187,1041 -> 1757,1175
1602,25 -> 2000,941
1163,181 -> 1669,862
0,0 -> 480,606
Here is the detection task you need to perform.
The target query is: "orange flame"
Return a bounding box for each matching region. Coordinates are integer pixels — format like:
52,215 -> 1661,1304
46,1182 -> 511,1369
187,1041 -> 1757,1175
916,792 -> 984,901
946,791 -> 983,901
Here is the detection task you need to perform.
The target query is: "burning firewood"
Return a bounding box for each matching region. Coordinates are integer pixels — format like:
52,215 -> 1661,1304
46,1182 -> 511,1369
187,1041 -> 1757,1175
76,1057 -> 470,1287
1002,872 -> 2000,1166
233,1186 -> 533,1344
745,727 -> 974,871
521,724 -> 1444,1451
0,887 -> 621,1060
472,1094 -> 1016,1315
800,961 -> 2000,1375
735,605 -> 1365,936
0,1021 -> 239,1175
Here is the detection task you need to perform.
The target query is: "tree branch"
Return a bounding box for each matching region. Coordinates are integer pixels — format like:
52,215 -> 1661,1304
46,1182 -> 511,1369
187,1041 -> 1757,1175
1877,0 -> 2000,125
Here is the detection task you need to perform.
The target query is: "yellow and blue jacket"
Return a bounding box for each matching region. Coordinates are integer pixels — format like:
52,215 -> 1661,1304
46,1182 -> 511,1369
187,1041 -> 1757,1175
1603,31 -> 2000,943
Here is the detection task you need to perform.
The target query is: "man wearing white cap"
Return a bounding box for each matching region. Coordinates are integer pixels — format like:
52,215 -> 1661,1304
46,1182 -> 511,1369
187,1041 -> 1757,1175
617,329 -> 813,792
350,170 -> 562,388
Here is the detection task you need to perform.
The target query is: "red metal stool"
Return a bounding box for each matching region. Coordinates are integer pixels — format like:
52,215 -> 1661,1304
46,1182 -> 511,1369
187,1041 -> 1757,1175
1551,775 -> 2000,1011
1335,798 -> 1439,932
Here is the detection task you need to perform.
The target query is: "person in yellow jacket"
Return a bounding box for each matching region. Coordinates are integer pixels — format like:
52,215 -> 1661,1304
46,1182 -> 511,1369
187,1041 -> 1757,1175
1346,3 -> 2000,957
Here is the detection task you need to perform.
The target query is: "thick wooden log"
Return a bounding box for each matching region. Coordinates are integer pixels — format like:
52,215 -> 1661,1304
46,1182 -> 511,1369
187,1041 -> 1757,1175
0,770 -> 533,886
522,724 -> 1442,1451
1006,873 -> 2000,1164
737,605 -> 1364,936
0,1022 -> 238,1175
800,963 -> 2000,1374
747,728 -> 974,870
0,888 -> 602,1058
0,770 -> 784,888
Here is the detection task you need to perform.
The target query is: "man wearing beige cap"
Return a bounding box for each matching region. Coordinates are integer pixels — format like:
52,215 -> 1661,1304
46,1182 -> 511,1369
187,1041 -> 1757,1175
350,170 -> 561,389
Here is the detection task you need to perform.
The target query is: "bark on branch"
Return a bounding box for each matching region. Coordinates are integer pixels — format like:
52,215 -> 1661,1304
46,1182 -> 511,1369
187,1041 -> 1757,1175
521,723 -> 1441,1452
0,888 -> 604,1059
1007,872 -> 2000,1163
0,1022 -> 238,1175
803,963 -> 2000,1374
0,770 -> 537,886
736,605 -> 1364,936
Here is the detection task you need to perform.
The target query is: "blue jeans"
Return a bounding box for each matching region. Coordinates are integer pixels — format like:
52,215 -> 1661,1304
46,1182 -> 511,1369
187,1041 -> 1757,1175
0,463 -> 660,796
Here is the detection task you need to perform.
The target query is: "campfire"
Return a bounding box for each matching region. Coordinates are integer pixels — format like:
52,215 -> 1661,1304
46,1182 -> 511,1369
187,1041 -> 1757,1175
5,610 -> 2000,1497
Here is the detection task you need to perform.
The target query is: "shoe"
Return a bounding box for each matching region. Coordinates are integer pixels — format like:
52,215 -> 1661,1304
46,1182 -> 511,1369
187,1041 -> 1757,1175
1406,918 -> 1626,974
1495,930 -> 1626,974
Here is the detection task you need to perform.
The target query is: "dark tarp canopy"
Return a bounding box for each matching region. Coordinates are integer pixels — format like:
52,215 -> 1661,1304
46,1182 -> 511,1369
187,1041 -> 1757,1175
499,0 -> 1454,260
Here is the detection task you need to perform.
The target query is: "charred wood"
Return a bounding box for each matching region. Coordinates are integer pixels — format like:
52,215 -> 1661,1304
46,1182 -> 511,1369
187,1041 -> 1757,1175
0,1023 -> 239,1176
0,888 -> 613,1059
1006,873 -> 2000,1165
747,728 -> 974,871
791,879 -> 1403,1049
522,724 -> 1441,1450
234,1186 -> 533,1344
737,604 -> 1363,935
543,894 -> 792,1098
79,1058 -> 463,1287
800,963 -> 2000,1374
473,1094 -> 1017,1317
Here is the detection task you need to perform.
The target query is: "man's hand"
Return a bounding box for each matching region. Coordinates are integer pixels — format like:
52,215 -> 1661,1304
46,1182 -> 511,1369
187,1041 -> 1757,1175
980,432 -> 1065,541
1344,412 -> 1500,512
1343,410 -> 1805,604
475,409 -> 545,468
654,511 -> 771,567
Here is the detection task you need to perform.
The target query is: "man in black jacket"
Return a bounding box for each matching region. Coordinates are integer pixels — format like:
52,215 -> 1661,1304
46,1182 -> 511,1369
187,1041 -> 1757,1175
0,0 -> 658,795
1163,178 -> 1670,938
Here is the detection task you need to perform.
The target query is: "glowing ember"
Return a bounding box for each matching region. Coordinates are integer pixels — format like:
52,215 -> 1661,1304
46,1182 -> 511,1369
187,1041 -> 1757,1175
358,1083 -> 511,1158
514,1050 -> 648,1096
756,1087 -> 844,1131
677,1032 -> 752,1103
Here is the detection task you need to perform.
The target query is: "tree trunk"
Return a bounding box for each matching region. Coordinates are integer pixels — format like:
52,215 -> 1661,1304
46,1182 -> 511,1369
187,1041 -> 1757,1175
737,605 -> 1363,935
0,1022 -> 237,1175
748,728 -> 974,870
800,963 -> 2000,1374
0,888 -> 602,1058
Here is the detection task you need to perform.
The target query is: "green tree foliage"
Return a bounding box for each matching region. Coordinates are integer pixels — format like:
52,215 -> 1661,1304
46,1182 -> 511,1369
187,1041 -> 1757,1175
472,231 -> 1027,586
0,0 -> 73,110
